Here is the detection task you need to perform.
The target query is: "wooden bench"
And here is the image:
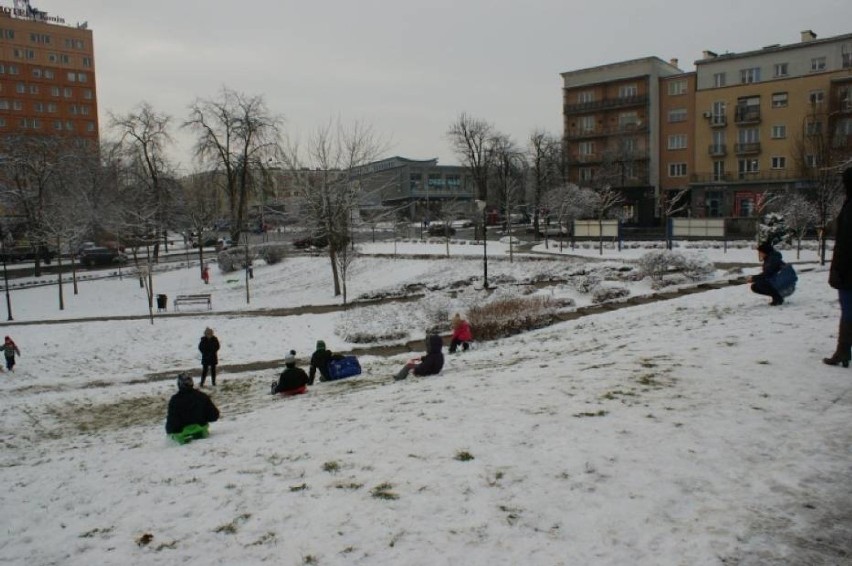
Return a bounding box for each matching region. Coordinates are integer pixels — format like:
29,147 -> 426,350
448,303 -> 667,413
173,294 -> 212,311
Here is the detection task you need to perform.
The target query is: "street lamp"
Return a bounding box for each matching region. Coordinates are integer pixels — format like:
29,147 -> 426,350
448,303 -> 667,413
475,199 -> 488,289
0,233 -> 12,321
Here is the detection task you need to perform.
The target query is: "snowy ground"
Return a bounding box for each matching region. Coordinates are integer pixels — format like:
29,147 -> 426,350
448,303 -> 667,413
1,241 -> 850,565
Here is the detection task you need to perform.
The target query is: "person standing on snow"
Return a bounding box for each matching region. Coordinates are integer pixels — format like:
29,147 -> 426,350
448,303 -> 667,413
1,335 -> 21,372
824,166 -> 852,367
448,313 -> 473,353
165,373 -> 220,444
394,334 -> 444,380
198,327 -> 220,387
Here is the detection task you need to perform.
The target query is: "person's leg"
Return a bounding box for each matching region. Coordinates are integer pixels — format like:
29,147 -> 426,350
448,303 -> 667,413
751,280 -> 783,305
825,289 -> 852,367
210,365 -> 217,386
394,365 -> 411,381
200,365 -> 208,387
462,342 -> 470,351
449,338 -> 459,354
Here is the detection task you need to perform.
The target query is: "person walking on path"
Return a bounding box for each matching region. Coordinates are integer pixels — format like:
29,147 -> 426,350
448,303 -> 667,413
747,242 -> 786,306
198,327 -> 220,387
165,373 -> 220,444
272,350 -> 310,395
824,166 -> 852,367
394,334 -> 444,381
448,313 -> 473,353
1,335 -> 21,372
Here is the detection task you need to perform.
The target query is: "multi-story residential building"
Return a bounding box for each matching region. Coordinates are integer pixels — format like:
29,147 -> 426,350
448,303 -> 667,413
0,2 -> 97,142
658,71 -> 697,214
691,30 -> 852,218
561,57 -> 682,225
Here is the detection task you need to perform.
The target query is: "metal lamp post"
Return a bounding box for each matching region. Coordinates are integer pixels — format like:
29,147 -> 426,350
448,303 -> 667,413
1,236 -> 12,321
476,199 -> 488,289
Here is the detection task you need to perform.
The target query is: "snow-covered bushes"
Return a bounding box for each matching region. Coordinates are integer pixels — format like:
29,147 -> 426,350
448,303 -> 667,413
217,246 -> 258,273
467,295 -> 560,340
591,285 -> 630,303
636,250 -> 713,287
336,303 -> 412,343
255,242 -> 288,265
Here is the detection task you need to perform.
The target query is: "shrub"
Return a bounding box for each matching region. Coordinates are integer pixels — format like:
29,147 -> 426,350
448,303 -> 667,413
591,285 -> 630,304
467,295 -> 559,340
217,246 -> 258,273
255,242 -> 288,265
636,250 -> 714,286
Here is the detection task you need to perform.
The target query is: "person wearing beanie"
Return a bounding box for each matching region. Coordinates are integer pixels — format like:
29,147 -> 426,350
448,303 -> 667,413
165,373 -> 220,444
272,349 -> 310,395
308,340 -> 344,384
394,334 -> 444,381
1,335 -> 21,372
747,241 -> 786,306
824,166 -> 852,367
448,313 -> 473,354
198,327 -> 220,387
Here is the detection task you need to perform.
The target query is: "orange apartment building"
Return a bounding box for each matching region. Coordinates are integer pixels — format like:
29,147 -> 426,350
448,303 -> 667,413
562,31 -> 852,225
0,2 -> 97,143
561,57 -> 682,225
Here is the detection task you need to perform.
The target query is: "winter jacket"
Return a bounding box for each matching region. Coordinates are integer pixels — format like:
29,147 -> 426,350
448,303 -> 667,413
753,250 -> 784,287
275,364 -> 310,393
310,348 -> 333,382
198,336 -> 220,366
413,334 -> 444,376
1,341 -> 20,359
830,198 -> 852,290
451,321 -> 473,343
165,389 -> 220,434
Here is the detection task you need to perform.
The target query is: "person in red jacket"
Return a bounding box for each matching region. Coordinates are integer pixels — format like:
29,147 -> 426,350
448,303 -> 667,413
449,313 -> 473,353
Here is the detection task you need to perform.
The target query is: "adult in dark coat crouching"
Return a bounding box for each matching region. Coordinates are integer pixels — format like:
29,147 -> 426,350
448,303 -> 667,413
394,334 -> 444,381
748,242 -> 785,306
824,166 -> 852,367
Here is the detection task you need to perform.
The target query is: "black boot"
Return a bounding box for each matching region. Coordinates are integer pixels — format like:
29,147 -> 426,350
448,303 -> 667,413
823,321 -> 852,368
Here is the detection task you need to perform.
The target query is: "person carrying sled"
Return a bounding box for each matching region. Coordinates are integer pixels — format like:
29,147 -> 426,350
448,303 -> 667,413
165,373 -> 220,444
747,242 -> 786,306
272,350 -> 310,395
1,335 -> 21,372
198,327 -> 220,387
449,313 -> 473,354
394,334 -> 444,381
308,340 -> 344,384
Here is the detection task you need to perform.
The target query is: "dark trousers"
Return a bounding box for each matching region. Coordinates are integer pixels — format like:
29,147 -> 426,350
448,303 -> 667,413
449,339 -> 470,353
201,364 -> 217,386
5,355 -> 14,371
839,289 -> 852,322
751,279 -> 782,304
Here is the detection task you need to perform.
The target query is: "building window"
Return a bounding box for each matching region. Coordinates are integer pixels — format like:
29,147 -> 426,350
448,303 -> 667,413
50,86 -> 59,96
805,154 -> 818,168
67,72 -> 76,82
735,194 -> 755,217
810,57 -> 826,72
0,29 -> 14,39
0,99 -> 8,110
843,43 -> 852,68
579,167 -> 593,182
32,68 -> 42,78
53,120 -> 62,130
83,89 -> 92,100
667,134 -> 687,150
667,80 -> 687,96
713,72 -> 726,87
618,111 -> 639,128
63,87 -> 72,98
44,69 -> 54,79
668,108 -> 687,122
771,156 -> 787,169
623,137 -> 637,153
7,65 -> 19,75
29,33 -> 50,44
738,127 -> 760,144
28,84 -> 38,94
65,121 -> 74,131
427,174 -> 444,189
618,84 -> 638,98
738,158 -> 759,178
82,57 -> 92,68
706,190 -> 722,217
47,102 -> 57,112
0,117 -> 5,127
15,83 -> 24,94
809,90 -> 825,105
806,119 -> 823,135
33,102 -> 43,112
13,100 -> 22,110
579,115 -> 595,132
578,141 -> 595,156
711,100 -> 726,124
69,104 -> 78,115
446,174 -> 461,188
77,73 -> 87,83
771,92 -> 788,108
409,172 -> 421,191
740,67 -> 761,83
771,124 -> 786,139
48,53 -> 56,63
773,63 -> 788,77
578,90 -> 594,104
86,122 -> 95,132
712,161 -> 726,182
668,163 -> 687,177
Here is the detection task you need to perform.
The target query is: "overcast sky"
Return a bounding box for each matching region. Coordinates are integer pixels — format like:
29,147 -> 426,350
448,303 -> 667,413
31,0 -> 852,170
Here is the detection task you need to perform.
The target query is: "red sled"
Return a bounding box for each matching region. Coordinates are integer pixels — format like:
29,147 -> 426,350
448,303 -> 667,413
273,384 -> 307,396
327,356 -> 362,381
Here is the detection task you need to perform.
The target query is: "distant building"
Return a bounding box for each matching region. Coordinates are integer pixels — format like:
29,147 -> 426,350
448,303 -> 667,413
0,2 -> 98,142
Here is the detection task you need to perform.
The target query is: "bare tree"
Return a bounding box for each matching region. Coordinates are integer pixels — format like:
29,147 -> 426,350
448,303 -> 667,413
447,113 -> 497,241
184,87 -> 283,244
527,130 -> 562,239
541,184 -> 595,251
282,119 -> 386,297
176,169 -> 224,277
778,193 -> 819,259
660,187 -> 691,249
110,102 -> 177,261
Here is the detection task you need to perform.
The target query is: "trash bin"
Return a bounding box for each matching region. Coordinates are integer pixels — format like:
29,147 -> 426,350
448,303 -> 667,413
156,294 -> 167,312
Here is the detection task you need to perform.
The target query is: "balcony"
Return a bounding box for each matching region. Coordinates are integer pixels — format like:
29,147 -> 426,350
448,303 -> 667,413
563,94 -> 649,115
564,123 -> 650,139
575,154 -> 601,164
690,170 -> 802,184
691,172 -> 733,184
734,107 -> 761,124
734,142 -> 761,155
709,114 -> 727,127
708,144 -> 727,157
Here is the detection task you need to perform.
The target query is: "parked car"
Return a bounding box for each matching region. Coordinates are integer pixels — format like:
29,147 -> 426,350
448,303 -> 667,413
191,237 -> 219,249
79,247 -> 127,267
293,235 -> 329,249
450,219 -> 475,229
427,224 -> 456,237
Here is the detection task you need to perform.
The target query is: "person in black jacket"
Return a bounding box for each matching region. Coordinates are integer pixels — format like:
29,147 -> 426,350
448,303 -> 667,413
165,373 -> 220,444
198,327 -> 220,387
272,350 -> 310,395
309,340 -> 342,384
747,241 -> 785,306
824,166 -> 852,367
394,334 -> 444,381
